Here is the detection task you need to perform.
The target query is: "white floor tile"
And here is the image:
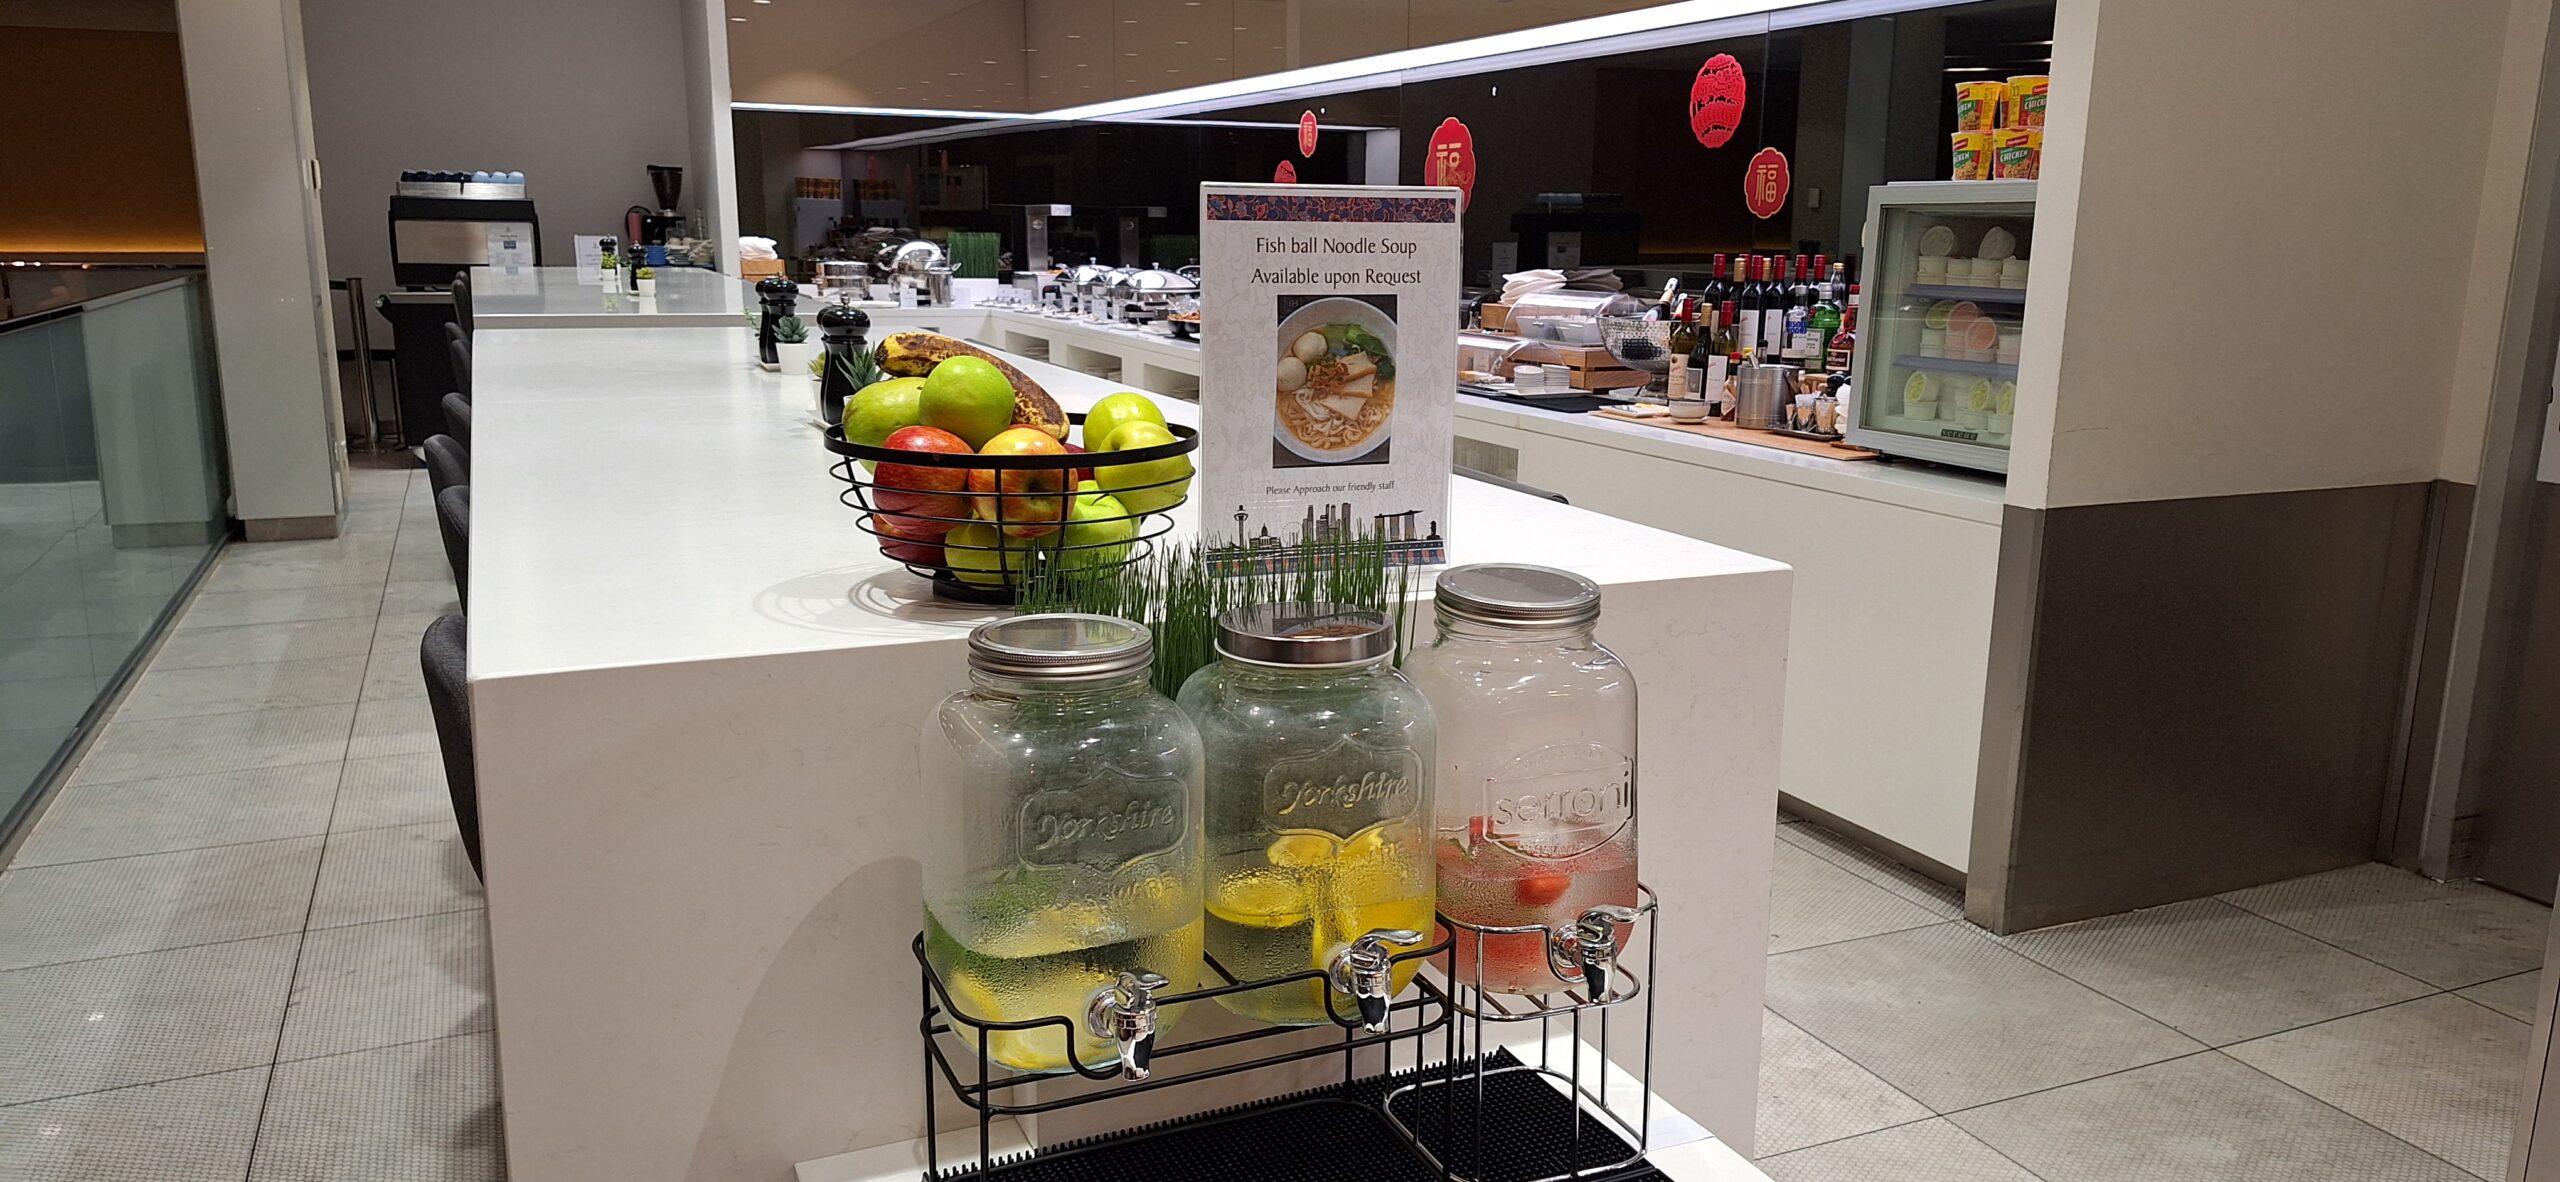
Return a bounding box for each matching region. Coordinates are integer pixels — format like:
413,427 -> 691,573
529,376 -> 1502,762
1756,1009 -> 1931,1157
70,704 -> 354,785
1757,1118 -> 2037,1181
249,1033 -> 503,1182
115,655 -> 368,721
0,935 -> 297,1105
178,585 -> 382,630
10,763 -> 340,867
346,695 -> 438,761
281,910 -> 491,1061
1768,838 -> 1948,955
0,1066 -> 269,1182
2222,863 -> 2550,989
331,753 -> 453,833
0,837 -> 322,970
2225,993 -> 2527,1179
145,617 -> 378,671
1997,898 -> 2435,1046
2459,970 -> 2541,1023
309,822 -> 481,930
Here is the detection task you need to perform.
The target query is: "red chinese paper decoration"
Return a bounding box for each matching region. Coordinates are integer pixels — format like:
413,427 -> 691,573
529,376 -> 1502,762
1273,159 -> 1297,184
1744,147 -> 1790,219
1299,111 -> 1319,157
1425,117 -> 1477,212
1690,53 -> 1747,149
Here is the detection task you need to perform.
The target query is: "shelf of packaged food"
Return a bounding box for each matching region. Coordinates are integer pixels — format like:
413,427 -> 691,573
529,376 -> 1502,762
1893,353 -> 2018,378
1901,283 -> 2028,305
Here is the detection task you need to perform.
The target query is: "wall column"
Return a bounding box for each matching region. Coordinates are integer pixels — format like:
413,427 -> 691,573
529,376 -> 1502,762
176,0 -> 346,539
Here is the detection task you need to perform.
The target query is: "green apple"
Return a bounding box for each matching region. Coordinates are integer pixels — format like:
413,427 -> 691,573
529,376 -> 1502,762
844,377 -> 927,460
920,356 -> 1017,448
1057,481 -> 1137,571
1093,421 -> 1191,515
1081,392 -> 1165,453
942,521 -> 1054,586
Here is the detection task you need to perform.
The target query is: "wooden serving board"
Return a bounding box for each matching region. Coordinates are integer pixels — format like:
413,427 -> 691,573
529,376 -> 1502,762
1589,407 -> 1883,461
1568,366 -> 1654,392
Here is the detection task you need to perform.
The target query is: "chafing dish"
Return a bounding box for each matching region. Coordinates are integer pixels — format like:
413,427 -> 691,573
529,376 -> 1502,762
1107,267 -> 1199,323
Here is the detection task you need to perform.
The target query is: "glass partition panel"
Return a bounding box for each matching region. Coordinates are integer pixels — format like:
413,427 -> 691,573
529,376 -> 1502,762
0,274 -> 227,844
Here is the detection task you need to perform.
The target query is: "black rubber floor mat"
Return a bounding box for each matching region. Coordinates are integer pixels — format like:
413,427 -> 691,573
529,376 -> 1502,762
937,1051 -> 1665,1182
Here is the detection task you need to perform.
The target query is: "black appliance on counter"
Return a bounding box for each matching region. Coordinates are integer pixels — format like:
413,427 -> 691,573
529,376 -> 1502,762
626,164 -> 687,255
378,179 -> 541,442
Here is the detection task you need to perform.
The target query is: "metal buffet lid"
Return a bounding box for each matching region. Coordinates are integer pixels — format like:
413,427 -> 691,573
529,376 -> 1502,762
1111,268 -> 1200,298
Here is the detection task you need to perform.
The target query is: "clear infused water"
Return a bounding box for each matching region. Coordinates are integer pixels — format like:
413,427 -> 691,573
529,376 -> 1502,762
1435,828 -> 1638,996
924,894 -> 1200,1074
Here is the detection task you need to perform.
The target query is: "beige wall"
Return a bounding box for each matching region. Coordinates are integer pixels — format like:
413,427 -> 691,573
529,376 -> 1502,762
299,0 -> 701,300
2011,0 -> 2538,509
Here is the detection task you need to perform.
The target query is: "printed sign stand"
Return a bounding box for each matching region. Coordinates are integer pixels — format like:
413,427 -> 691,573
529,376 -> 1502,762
1198,183 -> 1462,574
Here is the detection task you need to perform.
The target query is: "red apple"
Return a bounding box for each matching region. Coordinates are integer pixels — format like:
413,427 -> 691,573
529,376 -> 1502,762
872,425 -> 973,534
1061,441 -> 1095,489
967,427 -> 1069,539
866,512 -> 945,566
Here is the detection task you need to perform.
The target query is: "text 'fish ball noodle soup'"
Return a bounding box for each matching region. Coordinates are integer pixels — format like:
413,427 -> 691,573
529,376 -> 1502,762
1274,298 -> 1397,463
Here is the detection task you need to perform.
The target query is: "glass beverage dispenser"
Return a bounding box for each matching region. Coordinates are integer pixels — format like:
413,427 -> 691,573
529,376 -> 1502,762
1180,605 -> 1437,1027
1402,565 -> 1639,995
922,615 -> 1204,1075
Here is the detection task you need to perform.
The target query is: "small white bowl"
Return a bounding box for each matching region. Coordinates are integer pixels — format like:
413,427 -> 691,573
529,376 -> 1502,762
1903,401 -> 1939,421
1667,397 -> 1711,423
1921,329 -> 1947,358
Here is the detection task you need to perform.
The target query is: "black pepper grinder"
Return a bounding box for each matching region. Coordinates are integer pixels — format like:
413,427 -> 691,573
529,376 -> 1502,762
754,276 -> 798,369
623,239 -> 645,295
814,298 -> 872,427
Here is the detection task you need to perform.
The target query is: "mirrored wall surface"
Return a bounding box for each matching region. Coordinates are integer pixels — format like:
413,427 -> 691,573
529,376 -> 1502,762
733,0 -> 2052,289
0,272 -> 228,843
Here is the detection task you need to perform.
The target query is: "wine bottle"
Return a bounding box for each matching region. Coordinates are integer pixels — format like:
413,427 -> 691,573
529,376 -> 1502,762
1758,257 -> 1788,361
1667,297 -> 1698,400
1701,253 -> 1731,309
1704,299 -> 1736,409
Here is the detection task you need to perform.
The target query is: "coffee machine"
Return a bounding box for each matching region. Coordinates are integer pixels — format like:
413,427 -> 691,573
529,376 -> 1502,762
625,165 -> 688,261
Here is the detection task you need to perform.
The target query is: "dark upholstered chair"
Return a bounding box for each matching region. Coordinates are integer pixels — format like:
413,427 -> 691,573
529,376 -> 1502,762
436,486 -> 470,607
447,335 -> 473,399
451,270 -> 474,339
423,434 -> 470,503
420,614 -> 480,877
441,392 -> 472,449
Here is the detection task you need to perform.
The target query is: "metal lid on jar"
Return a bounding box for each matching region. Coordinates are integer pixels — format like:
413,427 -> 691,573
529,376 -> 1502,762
1434,564 -> 1602,628
968,613 -> 1153,681
1215,603 -> 1393,666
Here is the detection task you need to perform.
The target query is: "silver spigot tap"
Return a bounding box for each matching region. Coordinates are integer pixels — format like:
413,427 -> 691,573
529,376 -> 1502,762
1084,970 -> 1171,1081
1327,928 -> 1425,1032
1545,905 -> 1642,998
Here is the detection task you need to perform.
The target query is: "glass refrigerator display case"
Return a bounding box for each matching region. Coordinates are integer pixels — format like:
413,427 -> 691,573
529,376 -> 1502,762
1845,180 -> 2036,474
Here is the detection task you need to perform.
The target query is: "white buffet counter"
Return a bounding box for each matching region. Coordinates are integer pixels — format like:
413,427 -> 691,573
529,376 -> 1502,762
470,264 -> 747,329
468,324 -> 1790,1182
823,304 -> 2002,875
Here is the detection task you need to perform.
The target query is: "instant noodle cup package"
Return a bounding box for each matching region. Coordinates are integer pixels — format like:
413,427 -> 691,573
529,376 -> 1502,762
2006,75 -> 2050,128
1993,127 -> 2042,179
1951,131 -> 1994,180
1955,82 -> 2006,130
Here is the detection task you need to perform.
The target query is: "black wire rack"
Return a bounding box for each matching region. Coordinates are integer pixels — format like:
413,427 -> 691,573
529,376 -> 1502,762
822,415 -> 1198,604
913,885 -> 1660,1182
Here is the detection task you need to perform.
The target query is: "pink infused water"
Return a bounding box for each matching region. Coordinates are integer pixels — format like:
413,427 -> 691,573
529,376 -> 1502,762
1435,827 -> 1638,996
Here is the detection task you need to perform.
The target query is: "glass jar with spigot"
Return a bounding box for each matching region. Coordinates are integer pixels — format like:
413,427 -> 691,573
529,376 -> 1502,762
922,615 -> 1203,1076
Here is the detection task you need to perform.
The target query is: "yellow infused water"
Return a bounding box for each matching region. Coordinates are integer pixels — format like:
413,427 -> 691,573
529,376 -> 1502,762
925,889 -> 1201,1074
1205,824 -> 1434,1025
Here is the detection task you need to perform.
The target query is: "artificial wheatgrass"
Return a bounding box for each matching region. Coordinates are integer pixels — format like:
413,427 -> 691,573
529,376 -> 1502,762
1017,532 -> 1418,698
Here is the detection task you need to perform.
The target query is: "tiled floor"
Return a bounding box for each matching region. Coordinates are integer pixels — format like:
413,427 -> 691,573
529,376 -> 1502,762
0,461 -> 498,1182
1,460 -> 2550,1182
1755,818 -> 2551,1181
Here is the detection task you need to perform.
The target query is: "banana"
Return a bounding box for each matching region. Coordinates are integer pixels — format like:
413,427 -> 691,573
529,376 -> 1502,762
873,332 -> 1068,440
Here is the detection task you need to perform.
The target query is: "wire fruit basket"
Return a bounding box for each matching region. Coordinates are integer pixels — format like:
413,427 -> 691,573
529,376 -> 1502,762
822,414 -> 1199,605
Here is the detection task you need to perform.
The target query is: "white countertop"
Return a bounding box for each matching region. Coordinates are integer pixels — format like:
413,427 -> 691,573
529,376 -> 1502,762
1458,394 -> 2009,525
469,326 -> 1784,681
467,265 -> 747,329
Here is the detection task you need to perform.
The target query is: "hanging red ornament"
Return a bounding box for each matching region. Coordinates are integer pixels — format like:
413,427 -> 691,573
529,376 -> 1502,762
1690,53 -> 1748,149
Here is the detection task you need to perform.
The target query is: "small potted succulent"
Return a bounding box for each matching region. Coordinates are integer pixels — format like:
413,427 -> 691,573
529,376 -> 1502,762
634,265 -> 657,296
767,315 -> 815,374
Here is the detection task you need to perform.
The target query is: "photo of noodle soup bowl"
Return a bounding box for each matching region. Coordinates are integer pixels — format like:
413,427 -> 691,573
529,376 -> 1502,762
1274,297 -> 1397,466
